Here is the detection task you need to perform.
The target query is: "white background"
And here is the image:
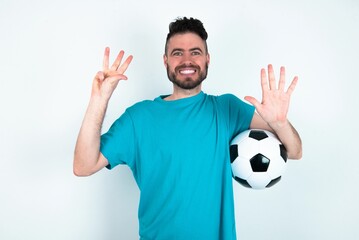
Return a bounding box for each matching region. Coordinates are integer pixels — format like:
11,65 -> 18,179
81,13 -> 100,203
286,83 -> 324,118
1,0 -> 358,239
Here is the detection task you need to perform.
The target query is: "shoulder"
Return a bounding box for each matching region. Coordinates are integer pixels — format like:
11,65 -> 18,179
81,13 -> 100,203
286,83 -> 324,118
124,98 -> 164,121
205,93 -> 242,105
205,93 -> 239,100
217,93 -> 240,101
206,93 -> 254,115
129,99 -> 155,109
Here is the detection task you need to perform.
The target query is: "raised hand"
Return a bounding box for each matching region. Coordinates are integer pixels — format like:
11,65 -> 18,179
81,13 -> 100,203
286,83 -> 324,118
91,47 -> 133,101
244,64 -> 298,130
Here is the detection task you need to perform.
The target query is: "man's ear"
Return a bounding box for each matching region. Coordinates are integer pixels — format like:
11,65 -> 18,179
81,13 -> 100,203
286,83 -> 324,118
163,54 -> 168,67
207,53 -> 210,66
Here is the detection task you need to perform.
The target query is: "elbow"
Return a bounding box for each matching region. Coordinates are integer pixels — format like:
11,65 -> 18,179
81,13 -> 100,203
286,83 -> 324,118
288,148 -> 303,160
297,149 -> 303,160
73,167 -> 91,177
73,165 -> 91,177
73,151 -> 105,176
287,137 -> 303,160
290,152 -> 302,160
73,157 -> 94,177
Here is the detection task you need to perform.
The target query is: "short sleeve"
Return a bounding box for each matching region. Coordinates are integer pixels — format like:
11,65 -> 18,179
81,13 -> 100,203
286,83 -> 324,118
100,110 -> 136,170
219,94 -> 255,139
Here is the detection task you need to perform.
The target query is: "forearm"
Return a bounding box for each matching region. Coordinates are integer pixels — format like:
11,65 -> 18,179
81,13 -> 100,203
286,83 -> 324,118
269,120 -> 302,160
73,96 -> 109,176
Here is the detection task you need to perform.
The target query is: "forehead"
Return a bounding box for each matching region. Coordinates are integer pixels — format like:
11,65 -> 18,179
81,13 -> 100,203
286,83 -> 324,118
167,32 -> 206,51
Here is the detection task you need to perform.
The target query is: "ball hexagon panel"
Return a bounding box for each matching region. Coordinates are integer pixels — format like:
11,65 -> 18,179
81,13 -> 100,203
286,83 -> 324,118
258,136 -> 280,158
231,156 -> 253,180
236,138 -> 261,159
246,172 -> 272,189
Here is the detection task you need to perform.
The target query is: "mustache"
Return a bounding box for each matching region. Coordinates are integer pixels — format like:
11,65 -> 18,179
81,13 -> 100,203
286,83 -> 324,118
175,63 -> 200,72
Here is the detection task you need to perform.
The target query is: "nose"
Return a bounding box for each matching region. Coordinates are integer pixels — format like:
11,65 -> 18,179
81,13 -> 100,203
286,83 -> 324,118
181,52 -> 194,65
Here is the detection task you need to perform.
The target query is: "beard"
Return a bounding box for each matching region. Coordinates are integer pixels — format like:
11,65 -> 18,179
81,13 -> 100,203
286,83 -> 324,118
167,63 -> 209,90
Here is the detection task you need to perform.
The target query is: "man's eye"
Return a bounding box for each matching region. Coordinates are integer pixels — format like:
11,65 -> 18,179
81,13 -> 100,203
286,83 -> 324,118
173,52 -> 182,56
192,51 -> 201,55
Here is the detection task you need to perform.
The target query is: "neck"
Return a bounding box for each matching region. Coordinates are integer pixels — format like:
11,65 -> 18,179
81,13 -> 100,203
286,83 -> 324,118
164,86 -> 202,101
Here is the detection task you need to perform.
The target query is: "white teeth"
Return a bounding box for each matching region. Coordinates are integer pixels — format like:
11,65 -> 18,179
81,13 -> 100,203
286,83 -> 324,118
180,69 -> 195,74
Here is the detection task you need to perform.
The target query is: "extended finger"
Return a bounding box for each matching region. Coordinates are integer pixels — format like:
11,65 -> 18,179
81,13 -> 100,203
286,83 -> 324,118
117,55 -> 133,74
261,68 -> 268,92
268,64 -> 276,90
111,50 -> 125,71
278,66 -> 286,91
286,76 -> 298,95
103,47 -> 110,70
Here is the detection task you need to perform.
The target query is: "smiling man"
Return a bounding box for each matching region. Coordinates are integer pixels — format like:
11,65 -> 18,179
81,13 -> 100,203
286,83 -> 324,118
74,17 -> 302,239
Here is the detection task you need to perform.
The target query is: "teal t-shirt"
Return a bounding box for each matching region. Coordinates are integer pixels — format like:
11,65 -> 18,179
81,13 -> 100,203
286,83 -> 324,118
100,91 -> 255,240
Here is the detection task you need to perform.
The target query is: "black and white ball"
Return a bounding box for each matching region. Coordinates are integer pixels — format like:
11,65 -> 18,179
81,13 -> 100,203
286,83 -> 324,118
230,129 -> 288,189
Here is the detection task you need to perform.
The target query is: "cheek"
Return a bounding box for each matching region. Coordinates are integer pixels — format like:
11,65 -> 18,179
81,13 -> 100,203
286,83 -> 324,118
198,60 -> 208,70
166,60 -> 177,71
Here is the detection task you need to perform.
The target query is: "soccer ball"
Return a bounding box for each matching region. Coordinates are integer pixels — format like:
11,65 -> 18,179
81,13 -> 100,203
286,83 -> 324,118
229,129 -> 288,189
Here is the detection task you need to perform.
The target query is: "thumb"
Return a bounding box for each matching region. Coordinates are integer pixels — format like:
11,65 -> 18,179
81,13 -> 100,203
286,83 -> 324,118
105,74 -> 128,84
244,96 -> 261,109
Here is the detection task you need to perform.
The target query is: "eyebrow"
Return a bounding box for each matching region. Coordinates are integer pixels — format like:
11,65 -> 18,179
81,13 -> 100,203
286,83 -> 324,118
170,47 -> 204,55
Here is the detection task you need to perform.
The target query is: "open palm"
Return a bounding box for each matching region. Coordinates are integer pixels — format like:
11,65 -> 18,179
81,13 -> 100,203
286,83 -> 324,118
244,64 -> 298,127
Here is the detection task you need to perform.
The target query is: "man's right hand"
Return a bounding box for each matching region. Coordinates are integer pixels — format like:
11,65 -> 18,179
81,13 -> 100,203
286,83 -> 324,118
91,47 -> 133,101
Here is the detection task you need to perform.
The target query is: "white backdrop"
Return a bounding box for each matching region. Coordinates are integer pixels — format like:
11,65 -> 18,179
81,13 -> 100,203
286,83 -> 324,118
1,0 -> 358,239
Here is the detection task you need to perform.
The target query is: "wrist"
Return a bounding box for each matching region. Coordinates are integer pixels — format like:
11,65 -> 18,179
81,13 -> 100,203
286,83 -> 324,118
268,119 -> 290,132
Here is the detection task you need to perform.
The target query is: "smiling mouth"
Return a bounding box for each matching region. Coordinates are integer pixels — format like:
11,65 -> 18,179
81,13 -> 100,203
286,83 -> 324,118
179,68 -> 197,75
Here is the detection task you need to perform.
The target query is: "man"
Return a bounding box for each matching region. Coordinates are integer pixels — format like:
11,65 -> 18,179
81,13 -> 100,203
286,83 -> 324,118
74,17 -> 302,239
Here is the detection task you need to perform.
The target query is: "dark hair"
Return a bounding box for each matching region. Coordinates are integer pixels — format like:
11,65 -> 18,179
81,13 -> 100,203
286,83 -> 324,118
165,17 -> 208,54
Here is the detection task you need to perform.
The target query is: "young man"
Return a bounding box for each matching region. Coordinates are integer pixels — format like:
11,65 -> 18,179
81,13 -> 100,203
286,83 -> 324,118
74,17 -> 302,239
